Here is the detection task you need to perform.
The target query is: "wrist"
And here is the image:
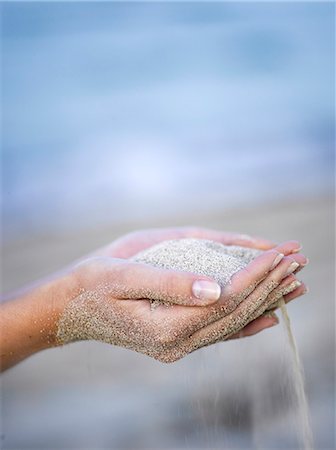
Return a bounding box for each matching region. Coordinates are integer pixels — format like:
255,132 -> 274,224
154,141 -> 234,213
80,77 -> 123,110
0,268 -> 80,370
29,268 -> 81,347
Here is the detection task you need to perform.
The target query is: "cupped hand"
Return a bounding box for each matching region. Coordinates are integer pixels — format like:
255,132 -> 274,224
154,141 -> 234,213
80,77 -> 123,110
58,239 -> 308,362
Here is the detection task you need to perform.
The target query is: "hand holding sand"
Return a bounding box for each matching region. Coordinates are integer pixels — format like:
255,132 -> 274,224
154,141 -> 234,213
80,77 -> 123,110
56,238 -> 307,362
0,229 -> 308,370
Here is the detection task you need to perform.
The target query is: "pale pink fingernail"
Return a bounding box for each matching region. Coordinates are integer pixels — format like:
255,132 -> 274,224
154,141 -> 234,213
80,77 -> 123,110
192,280 -> 221,302
291,245 -> 303,254
284,262 -> 300,277
283,280 -> 302,294
270,252 -> 284,270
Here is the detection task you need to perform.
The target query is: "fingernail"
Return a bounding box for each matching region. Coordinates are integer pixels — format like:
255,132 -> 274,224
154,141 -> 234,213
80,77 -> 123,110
291,245 -> 303,254
302,257 -> 309,266
284,262 -> 300,277
270,252 -> 284,270
282,280 -> 302,295
192,280 -> 221,302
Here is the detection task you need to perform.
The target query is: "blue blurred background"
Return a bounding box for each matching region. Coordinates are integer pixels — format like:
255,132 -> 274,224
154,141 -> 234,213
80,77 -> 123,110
2,2 -> 334,239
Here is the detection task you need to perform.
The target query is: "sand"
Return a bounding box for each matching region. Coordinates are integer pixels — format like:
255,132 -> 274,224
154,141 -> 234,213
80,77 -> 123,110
279,299 -> 314,449
132,238 -> 261,287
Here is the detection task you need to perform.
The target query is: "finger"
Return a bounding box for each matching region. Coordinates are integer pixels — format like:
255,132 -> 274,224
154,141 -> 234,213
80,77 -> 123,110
229,313 -> 279,340
273,240 -> 302,255
188,229 -> 303,254
285,253 -> 308,266
111,261 -> 222,306
203,257 -> 302,338
273,252 -> 308,274
220,249 -> 286,300
291,257 -> 309,274
282,281 -> 307,303
264,281 -> 306,312
183,227 -> 276,250
262,273 -> 305,312
219,233 -> 276,250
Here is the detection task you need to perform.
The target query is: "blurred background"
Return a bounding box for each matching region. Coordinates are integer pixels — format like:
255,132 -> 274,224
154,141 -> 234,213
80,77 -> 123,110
1,2 -> 335,449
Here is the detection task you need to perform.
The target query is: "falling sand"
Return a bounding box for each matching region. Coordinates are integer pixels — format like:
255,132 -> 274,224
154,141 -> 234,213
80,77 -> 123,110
279,299 -> 314,449
57,238 -> 313,448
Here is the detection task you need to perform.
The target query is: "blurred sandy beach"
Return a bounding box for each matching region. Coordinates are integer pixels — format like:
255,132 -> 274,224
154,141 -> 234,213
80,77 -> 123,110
2,196 -> 334,449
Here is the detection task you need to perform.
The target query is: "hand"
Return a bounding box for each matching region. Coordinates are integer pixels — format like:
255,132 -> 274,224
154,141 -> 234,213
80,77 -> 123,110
94,227 -> 278,259
57,240 -> 307,363
1,229 -> 307,370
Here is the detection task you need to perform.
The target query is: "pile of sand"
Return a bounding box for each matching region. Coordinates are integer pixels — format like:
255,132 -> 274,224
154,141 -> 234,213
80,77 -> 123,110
131,238 -> 261,288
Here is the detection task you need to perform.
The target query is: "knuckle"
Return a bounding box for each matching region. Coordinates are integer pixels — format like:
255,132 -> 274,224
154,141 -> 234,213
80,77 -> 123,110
159,274 -> 178,298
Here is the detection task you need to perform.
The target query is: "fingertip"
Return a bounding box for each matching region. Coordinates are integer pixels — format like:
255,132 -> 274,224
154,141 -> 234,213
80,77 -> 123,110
264,318 -> 279,330
291,244 -> 303,254
283,282 -> 308,303
275,240 -> 302,255
252,315 -> 279,334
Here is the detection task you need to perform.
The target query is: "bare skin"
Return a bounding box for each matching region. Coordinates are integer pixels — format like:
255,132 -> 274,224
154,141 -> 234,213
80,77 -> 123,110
0,228 -> 308,371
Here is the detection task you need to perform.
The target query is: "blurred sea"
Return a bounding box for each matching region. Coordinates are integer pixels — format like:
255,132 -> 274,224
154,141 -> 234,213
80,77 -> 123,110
2,2 -> 334,239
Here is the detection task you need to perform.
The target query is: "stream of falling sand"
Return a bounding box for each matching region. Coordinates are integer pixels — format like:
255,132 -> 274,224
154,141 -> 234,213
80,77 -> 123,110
279,299 -> 314,450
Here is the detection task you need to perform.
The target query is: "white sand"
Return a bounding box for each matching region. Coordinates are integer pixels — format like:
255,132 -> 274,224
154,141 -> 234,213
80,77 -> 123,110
132,238 -> 262,288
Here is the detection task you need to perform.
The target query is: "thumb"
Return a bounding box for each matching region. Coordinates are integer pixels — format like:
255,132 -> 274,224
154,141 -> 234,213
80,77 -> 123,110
114,262 -> 221,306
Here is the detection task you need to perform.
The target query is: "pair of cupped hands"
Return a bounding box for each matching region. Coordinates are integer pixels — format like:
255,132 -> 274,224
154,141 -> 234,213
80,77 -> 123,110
68,227 -> 308,362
